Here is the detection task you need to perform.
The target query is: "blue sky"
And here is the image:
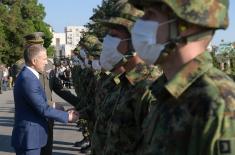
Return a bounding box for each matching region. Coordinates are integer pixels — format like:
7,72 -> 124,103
38,0 -> 234,45
38,0 -> 102,32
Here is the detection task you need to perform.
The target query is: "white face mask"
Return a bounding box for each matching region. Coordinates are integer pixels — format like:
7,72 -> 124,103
100,35 -> 124,71
92,60 -> 101,71
100,54 -> 113,71
131,19 -> 173,65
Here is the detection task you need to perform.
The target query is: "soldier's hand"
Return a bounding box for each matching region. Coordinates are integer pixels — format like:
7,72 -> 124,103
68,109 -> 79,123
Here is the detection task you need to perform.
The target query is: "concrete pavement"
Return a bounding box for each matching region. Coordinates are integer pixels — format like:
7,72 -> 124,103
0,89 -> 84,155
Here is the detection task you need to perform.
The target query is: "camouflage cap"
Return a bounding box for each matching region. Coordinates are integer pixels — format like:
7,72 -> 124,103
79,35 -> 102,57
97,0 -> 144,31
24,32 -> 44,45
138,0 -> 229,29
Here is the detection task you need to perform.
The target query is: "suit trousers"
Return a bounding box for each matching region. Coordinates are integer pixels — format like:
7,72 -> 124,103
15,148 -> 41,155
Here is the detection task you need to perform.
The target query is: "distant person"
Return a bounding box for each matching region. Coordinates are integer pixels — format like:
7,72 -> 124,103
2,66 -> 8,91
11,44 -> 79,155
8,66 -> 13,89
64,65 -> 72,89
0,65 -> 3,94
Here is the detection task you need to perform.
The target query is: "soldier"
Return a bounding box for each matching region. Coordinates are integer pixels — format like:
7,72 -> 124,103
71,35 -> 103,154
91,32 -> 128,155
93,1 -> 161,155
17,32 -> 79,155
129,0 -> 235,154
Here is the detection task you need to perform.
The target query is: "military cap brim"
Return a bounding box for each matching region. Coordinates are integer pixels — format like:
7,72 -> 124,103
96,17 -> 134,31
24,32 -> 45,45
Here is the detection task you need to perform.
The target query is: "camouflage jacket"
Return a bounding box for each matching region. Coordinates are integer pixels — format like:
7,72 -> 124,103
71,66 -> 101,135
92,73 -> 126,155
71,65 -> 83,100
80,68 -> 101,124
72,66 -> 97,111
95,72 -> 112,117
78,68 -> 100,120
138,51 -> 235,155
103,63 -> 159,155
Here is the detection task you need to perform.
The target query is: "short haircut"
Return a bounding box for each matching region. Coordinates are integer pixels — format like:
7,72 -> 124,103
24,44 -> 46,64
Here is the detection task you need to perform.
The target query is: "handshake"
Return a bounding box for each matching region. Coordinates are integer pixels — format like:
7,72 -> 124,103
68,109 -> 79,123
53,102 -> 79,123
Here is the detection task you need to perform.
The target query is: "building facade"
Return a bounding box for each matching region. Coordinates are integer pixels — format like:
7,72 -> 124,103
65,26 -> 86,46
51,26 -> 86,58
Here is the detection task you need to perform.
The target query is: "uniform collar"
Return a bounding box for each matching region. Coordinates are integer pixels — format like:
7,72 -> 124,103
151,52 -> 213,98
164,51 -> 213,98
125,63 -> 152,85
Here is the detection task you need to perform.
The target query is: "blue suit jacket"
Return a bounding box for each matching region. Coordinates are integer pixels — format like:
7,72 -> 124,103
11,67 -> 68,149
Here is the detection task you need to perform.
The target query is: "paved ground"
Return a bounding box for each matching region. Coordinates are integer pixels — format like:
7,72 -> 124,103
0,89 -> 84,155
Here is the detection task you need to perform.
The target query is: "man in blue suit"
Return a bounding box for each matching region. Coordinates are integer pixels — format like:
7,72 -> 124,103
11,44 -> 79,155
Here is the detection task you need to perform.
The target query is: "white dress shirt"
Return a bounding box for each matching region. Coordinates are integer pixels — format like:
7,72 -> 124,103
26,66 -> 39,79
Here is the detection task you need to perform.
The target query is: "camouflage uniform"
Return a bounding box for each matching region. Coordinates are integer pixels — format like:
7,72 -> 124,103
71,65 -> 83,100
78,36 -> 102,122
94,71 -> 112,109
71,64 -> 92,143
78,35 -> 102,123
93,1 -> 161,155
72,34 -> 102,113
71,35 -> 103,153
104,64 -> 160,155
139,52 -> 235,155
78,67 -> 100,130
128,0 -> 235,154
91,73 -> 122,155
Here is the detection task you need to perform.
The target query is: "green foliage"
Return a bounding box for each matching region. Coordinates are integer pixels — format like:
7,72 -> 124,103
47,46 -> 55,58
0,0 -> 52,65
81,0 -> 120,41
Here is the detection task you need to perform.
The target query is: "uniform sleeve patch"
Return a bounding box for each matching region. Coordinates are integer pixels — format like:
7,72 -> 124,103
219,140 -> 231,154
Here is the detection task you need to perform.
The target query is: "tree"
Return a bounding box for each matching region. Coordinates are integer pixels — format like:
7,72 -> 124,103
0,0 -> 52,65
47,46 -> 55,58
0,4 -> 10,64
81,0 -> 120,42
